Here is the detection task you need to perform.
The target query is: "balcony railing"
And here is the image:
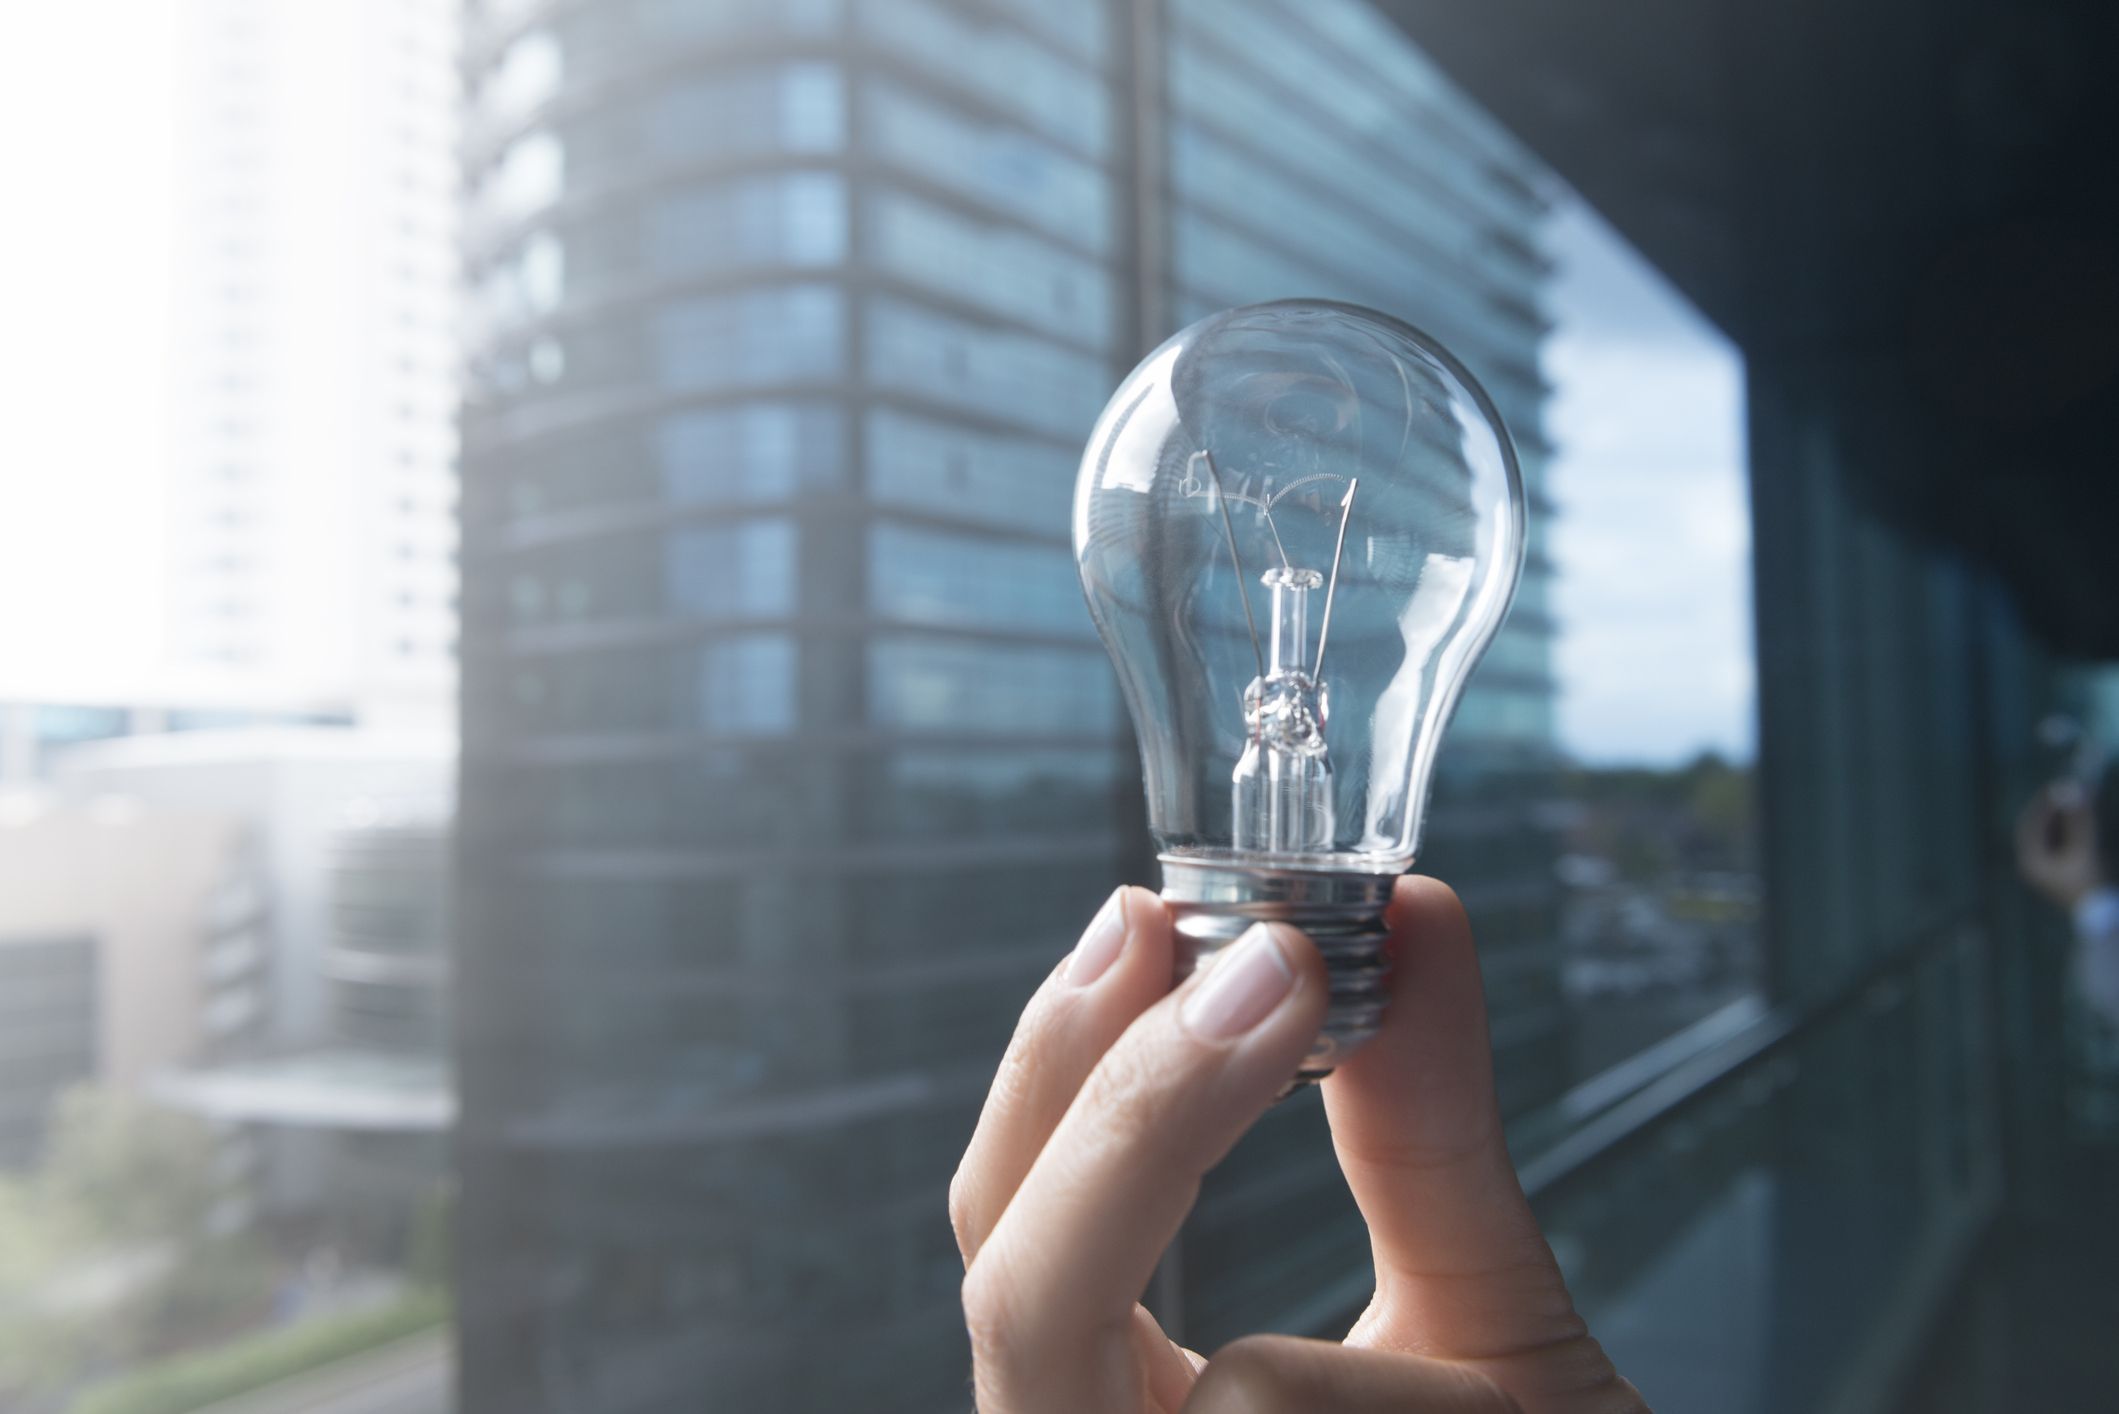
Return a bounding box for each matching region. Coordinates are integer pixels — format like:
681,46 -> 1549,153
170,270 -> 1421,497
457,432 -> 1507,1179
1268,913 -> 2000,1414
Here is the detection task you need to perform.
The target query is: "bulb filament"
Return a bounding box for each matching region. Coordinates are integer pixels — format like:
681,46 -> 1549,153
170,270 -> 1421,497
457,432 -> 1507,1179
1188,449 -> 1353,855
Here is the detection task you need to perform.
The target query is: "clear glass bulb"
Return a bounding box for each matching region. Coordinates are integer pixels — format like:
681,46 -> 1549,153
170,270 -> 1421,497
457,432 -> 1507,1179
1074,300 -> 1527,1077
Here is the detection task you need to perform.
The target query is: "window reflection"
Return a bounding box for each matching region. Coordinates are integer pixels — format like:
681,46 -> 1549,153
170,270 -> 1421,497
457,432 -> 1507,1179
868,525 -> 1092,639
659,404 -> 846,505
852,0 -> 1111,156
494,635 -> 794,736
649,173 -> 848,275
497,519 -> 793,630
657,286 -> 844,392
858,80 -> 1111,251
860,748 -> 1126,840
864,298 -> 1106,439
869,637 -> 1114,735
866,408 -> 1076,534
867,190 -> 1112,348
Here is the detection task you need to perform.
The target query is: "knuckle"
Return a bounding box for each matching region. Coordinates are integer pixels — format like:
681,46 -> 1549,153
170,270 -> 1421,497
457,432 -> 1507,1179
945,1167 -> 977,1253
991,982 -> 1077,1103
959,1255 -> 1026,1370
991,1030 -> 1046,1108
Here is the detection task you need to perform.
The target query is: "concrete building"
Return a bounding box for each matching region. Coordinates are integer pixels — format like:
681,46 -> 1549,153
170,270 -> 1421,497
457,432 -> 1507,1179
0,795 -> 259,1164
454,0 -> 1559,1406
163,808 -> 454,1244
53,730 -> 451,1055
49,730 -> 454,1222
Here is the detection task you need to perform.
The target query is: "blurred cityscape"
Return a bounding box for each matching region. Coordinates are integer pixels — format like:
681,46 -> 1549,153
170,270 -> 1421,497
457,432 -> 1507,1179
9,0 -> 2111,1412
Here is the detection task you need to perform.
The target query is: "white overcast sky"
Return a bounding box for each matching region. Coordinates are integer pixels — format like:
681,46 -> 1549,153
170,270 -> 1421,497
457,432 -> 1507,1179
1541,199 -> 1756,766
0,2 -> 176,697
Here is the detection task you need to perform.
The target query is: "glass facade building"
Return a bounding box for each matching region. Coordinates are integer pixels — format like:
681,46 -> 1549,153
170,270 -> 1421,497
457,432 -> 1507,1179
457,0 -> 1558,1405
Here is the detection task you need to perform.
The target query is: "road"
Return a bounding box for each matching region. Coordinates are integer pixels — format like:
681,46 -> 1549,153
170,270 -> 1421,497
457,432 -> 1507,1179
191,1333 -> 452,1414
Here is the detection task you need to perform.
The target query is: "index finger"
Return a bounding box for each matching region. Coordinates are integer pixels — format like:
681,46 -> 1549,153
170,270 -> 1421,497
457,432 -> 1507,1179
964,923 -> 1328,1414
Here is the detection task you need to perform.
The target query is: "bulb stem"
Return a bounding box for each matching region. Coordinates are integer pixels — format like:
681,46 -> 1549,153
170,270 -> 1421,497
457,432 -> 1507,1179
1263,567 -> 1314,675
1160,858 -> 1397,1084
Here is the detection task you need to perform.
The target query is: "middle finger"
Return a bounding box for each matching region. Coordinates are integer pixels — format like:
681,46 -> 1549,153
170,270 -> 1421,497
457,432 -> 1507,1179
965,923 -> 1328,1414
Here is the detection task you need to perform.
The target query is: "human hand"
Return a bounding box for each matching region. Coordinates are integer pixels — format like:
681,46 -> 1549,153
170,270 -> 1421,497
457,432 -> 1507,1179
2016,780 -> 2103,911
950,877 -> 1646,1412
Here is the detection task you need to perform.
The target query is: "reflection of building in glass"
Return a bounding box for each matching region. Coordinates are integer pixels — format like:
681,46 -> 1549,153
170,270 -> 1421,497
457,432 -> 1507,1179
456,0 -> 1555,1404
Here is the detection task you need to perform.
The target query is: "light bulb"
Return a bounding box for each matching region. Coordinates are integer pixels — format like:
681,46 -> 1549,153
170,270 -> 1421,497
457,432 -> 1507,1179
1074,300 -> 1527,1080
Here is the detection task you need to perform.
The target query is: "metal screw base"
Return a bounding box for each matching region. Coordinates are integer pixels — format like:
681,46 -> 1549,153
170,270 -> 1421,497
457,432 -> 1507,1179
1159,857 -> 1398,1085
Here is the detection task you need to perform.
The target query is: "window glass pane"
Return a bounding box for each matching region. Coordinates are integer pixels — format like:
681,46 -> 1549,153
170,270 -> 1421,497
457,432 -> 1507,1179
981,0 -> 1108,65
868,525 -> 1091,639
499,519 -> 793,630
472,129 -> 563,226
645,63 -> 844,164
494,752 -> 815,849
856,747 -> 1126,840
858,79 -> 1110,253
478,29 -> 562,130
519,63 -> 842,202
490,635 -> 796,736
869,637 -> 1114,735
656,285 -> 844,391
862,297 -> 1105,440
866,190 -> 1112,348
851,0 -> 1109,156
645,172 -> 849,277
470,404 -> 843,524
865,408 -> 1075,535
657,403 -> 847,505
698,635 -> 797,734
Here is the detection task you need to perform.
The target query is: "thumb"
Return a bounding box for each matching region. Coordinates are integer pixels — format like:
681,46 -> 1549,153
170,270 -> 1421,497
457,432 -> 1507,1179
1322,879 -> 1636,1410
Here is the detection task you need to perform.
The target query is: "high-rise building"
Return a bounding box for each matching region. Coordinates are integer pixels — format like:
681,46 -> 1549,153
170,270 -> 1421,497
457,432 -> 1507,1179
166,0 -> 460,726
455,0 -> 1556,1406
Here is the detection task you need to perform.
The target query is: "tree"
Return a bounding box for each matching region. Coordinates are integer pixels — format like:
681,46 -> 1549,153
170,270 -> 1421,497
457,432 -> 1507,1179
0,1088 -> 268,1404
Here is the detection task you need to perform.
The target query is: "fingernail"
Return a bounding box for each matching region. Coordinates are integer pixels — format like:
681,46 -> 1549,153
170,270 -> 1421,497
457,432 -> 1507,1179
1181,924 -> 1295,1039
1067,889 -> 1127,986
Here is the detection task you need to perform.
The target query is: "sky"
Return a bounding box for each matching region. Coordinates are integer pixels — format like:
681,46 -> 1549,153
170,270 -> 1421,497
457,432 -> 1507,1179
0,3 -> 176,698
1540,199 -> 1756,766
